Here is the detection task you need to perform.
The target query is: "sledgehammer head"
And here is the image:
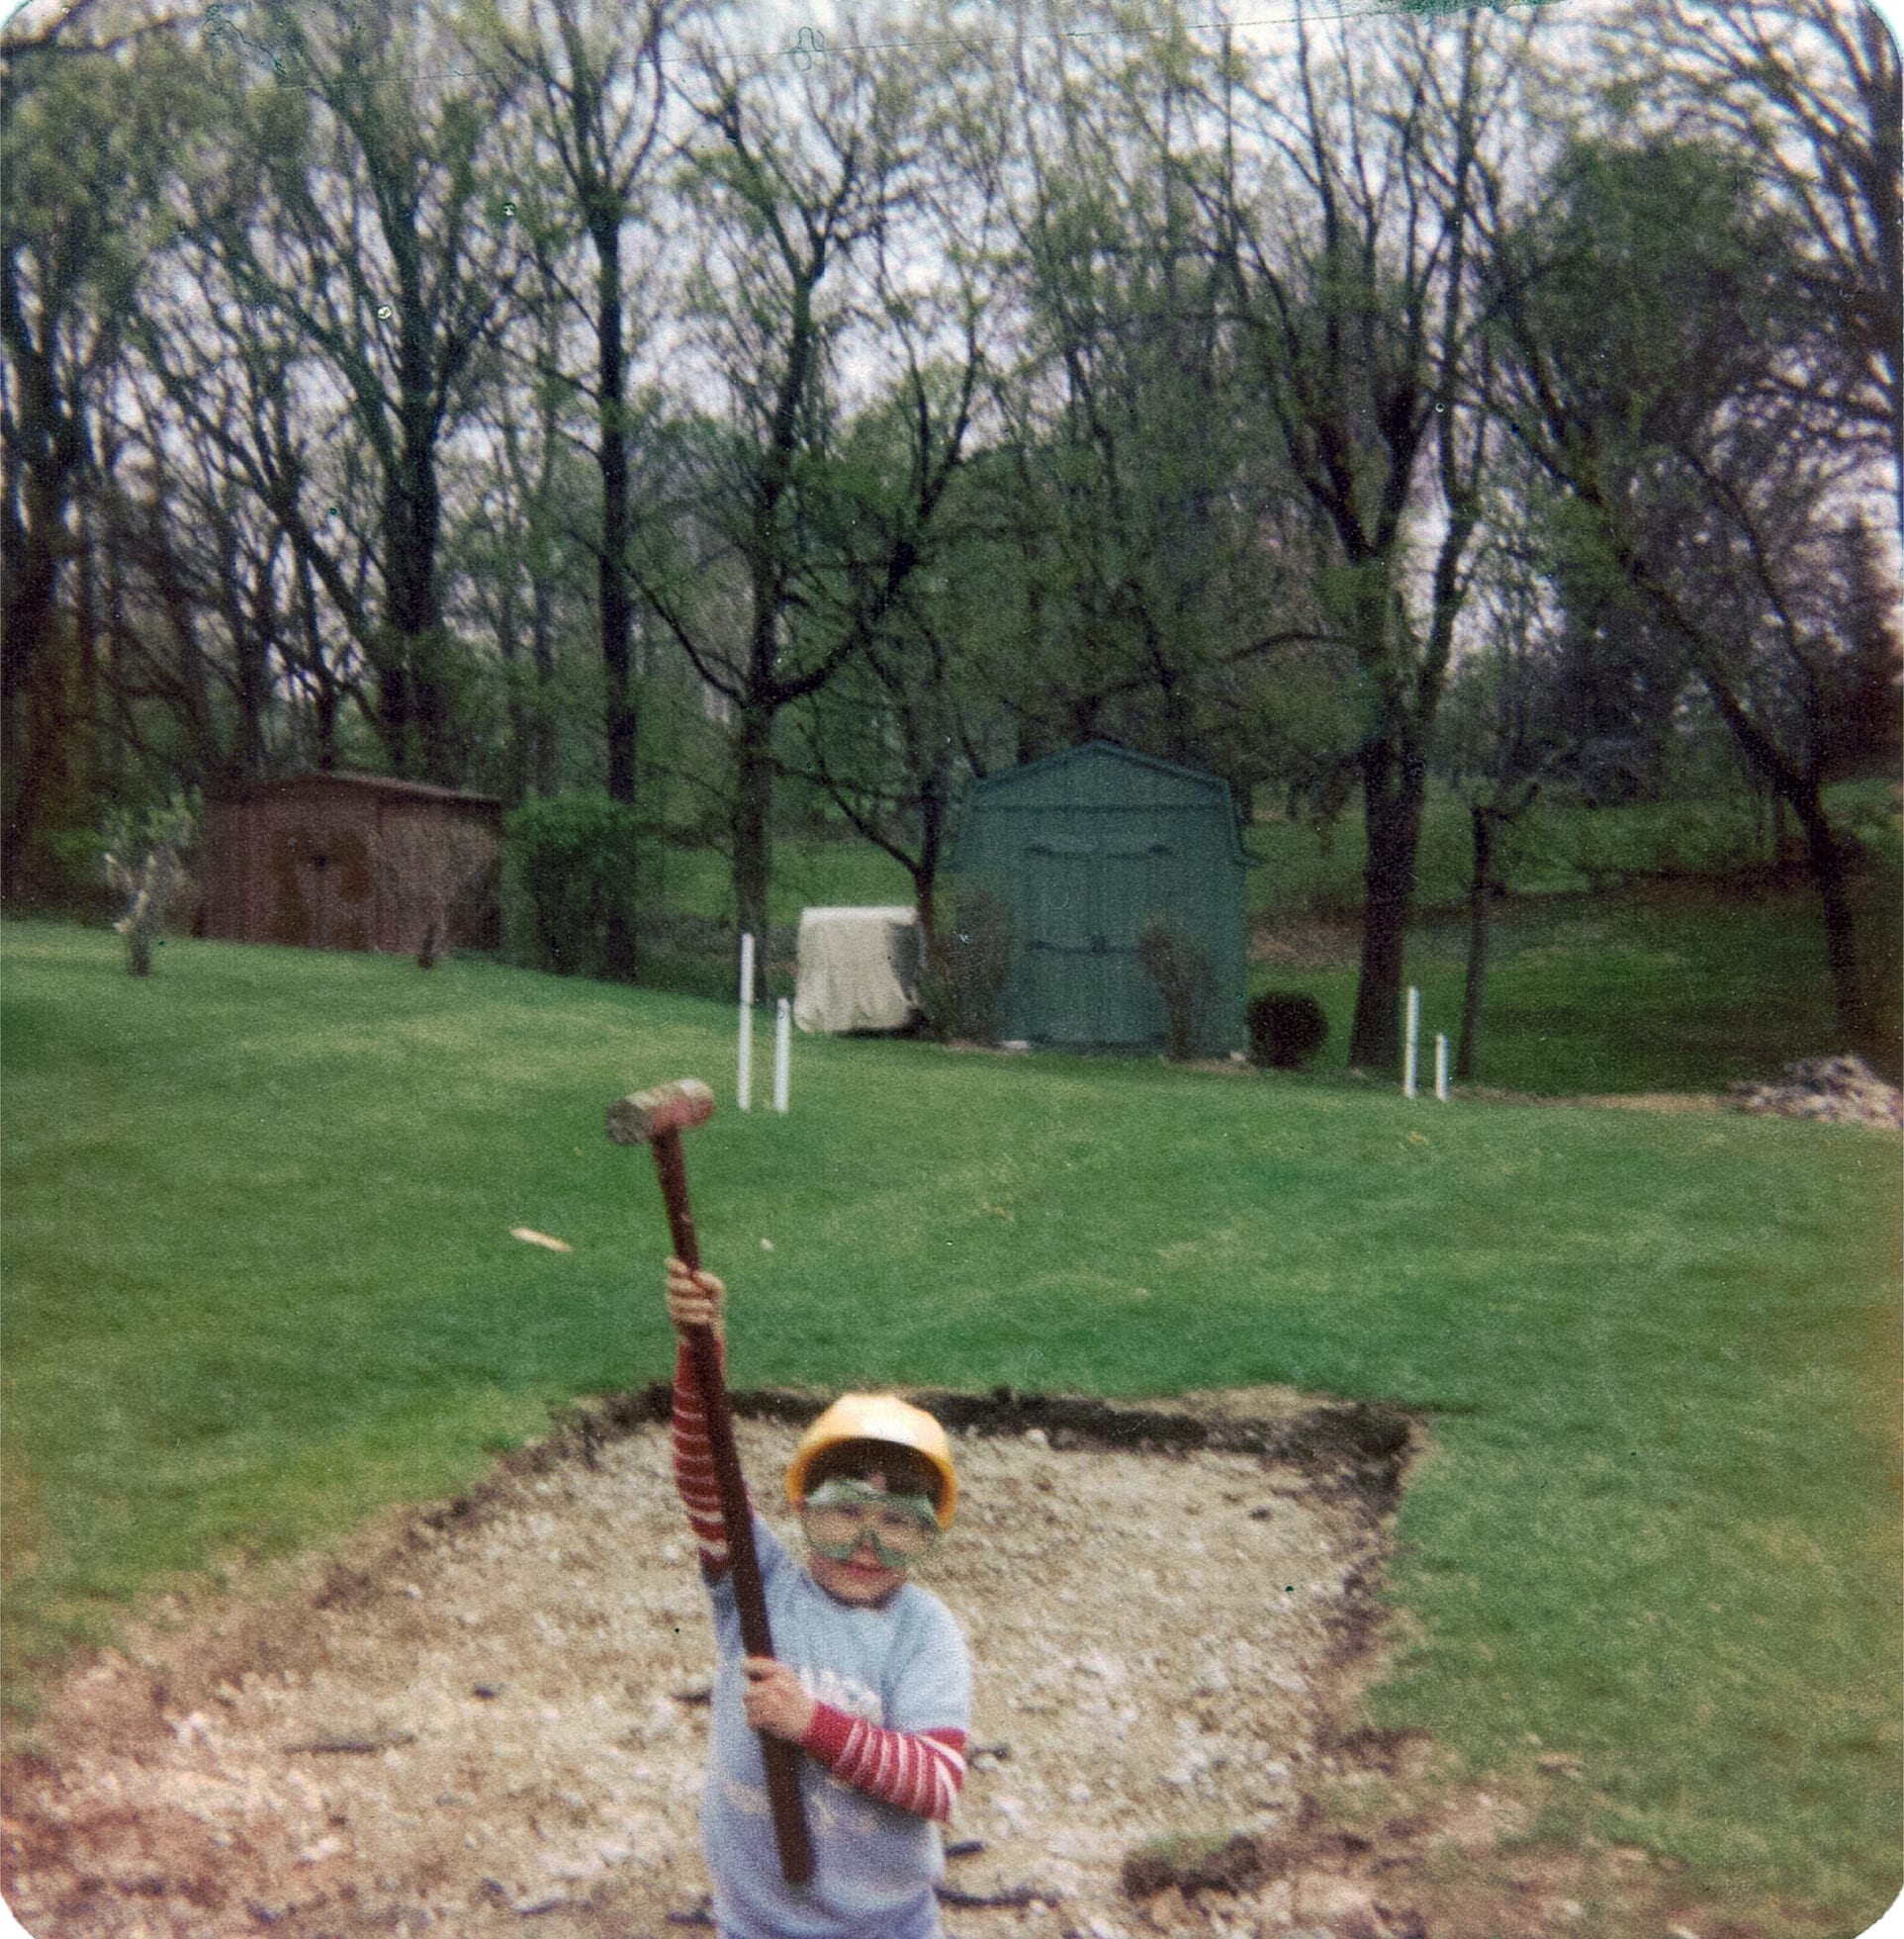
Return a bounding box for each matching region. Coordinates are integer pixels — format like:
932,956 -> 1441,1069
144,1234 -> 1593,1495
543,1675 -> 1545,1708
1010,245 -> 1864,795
607,1077 -> 716,1147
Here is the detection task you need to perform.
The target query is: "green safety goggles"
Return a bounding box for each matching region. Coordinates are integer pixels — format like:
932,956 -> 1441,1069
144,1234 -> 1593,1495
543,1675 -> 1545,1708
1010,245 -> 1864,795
799,1476 -> 942,1567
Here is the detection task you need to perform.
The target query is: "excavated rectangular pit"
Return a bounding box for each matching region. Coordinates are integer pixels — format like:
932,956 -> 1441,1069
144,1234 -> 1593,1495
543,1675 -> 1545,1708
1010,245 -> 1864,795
3,1389 -> 1418,1938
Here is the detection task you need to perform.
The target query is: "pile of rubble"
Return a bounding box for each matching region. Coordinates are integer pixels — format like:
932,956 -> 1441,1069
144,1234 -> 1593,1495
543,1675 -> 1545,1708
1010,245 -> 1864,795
1727,1055 -> 1904,1129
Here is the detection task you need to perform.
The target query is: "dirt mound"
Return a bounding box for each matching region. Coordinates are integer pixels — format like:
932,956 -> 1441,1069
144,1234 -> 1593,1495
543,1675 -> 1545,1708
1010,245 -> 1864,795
1727,1055 -> 1904,1128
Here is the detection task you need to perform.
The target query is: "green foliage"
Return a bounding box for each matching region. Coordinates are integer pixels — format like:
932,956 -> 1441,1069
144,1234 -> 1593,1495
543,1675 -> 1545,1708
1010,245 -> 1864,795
503,793 -> 643,979
921,887 -> 1015,1043
99,791 -> 199,870
1247,988 -> 1329,1069
1496,131 -> 1882,1053
100,792 -> 200,976
656,834 -> 917,936
1527,136 -> 1788,437
1135,919 -> 1216,1062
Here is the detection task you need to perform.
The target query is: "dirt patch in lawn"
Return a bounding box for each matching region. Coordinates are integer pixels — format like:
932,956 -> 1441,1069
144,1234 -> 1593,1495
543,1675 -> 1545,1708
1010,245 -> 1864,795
0,1390 -> 1786,1939
1248,922 -> 1361,972
1456,1087 -> 1726,1115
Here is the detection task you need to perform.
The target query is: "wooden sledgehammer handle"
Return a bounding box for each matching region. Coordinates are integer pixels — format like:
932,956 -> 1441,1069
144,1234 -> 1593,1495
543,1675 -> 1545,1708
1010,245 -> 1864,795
613,1086 -> 814,1888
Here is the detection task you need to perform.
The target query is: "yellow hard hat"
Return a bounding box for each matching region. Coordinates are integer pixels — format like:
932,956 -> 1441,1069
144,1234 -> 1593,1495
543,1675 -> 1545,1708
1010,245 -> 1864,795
785,1394 -> 958,1527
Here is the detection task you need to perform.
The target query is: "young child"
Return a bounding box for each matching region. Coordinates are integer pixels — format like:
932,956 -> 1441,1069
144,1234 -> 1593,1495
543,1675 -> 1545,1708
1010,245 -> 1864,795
665,1257 -> 973,1939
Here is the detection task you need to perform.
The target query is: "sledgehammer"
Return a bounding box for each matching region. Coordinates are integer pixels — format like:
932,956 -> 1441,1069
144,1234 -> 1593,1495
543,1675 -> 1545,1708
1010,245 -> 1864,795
606,1078 -> 814,1888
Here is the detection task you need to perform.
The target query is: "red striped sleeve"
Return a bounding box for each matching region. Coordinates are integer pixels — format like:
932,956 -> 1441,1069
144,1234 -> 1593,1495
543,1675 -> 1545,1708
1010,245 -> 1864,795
672,1337 -> 741,1577
799,1705 -> 968,1822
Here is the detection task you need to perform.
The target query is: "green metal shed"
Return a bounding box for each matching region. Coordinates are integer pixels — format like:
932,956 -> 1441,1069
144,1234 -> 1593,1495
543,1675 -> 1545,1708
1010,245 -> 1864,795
951,741 -> 1251,1054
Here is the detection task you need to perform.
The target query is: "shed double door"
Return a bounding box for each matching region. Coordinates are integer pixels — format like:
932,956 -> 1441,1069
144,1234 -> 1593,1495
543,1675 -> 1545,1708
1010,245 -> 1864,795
266,820 -> 374,951
1024,834 -> 1176,1045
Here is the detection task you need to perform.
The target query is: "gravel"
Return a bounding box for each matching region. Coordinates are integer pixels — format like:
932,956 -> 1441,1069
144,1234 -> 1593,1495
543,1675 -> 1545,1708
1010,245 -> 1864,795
2,1395 -> 1414,1938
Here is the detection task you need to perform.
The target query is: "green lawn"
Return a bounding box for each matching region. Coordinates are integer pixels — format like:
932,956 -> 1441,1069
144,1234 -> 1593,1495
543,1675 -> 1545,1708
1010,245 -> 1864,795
2,919 -> 1898,1931
1233,778 -> 1902,1093
657,785 -> 1901,1094
659,776 -> 1901,931
1251,883 -> 1899,1095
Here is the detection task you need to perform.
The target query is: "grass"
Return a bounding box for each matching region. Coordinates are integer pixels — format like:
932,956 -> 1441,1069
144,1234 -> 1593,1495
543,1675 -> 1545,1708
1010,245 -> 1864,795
653,832 -> 918,937
656,780 -> 1902,1093
659,776 -> 1901,928
3,919 -> 1899,1932
1237,777 -> 1903,1093
1252,882 -> 1900,1094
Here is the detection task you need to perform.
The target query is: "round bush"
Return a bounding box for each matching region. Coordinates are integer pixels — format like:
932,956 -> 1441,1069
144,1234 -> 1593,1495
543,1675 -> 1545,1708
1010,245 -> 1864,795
504,793 -> 642,979
1248,989 -> 1328,1069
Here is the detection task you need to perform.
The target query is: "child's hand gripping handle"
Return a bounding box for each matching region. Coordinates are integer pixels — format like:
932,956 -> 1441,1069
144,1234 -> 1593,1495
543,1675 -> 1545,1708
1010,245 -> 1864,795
608,1081 -> 815,1888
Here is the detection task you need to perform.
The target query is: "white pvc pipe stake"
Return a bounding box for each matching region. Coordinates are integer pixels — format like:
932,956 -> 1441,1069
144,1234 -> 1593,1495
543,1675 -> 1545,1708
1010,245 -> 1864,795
1435,1033 -> 1449,1102
772,998 -> 790,1114
737,932 -> 755,1111
1403,985 -> 1420,1099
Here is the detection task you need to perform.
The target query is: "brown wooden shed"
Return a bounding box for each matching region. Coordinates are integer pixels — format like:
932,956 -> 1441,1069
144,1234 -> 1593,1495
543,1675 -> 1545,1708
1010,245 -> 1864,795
201,772 -> 503,958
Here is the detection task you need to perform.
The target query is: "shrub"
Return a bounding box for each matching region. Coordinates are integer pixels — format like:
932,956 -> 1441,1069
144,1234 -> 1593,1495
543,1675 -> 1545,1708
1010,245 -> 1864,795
922,889 -> 1015,1043
101,793 -> 200,977
1136,919 -> 1216,1062
1248,989 -> 1329,1069
504,793 -> 643,980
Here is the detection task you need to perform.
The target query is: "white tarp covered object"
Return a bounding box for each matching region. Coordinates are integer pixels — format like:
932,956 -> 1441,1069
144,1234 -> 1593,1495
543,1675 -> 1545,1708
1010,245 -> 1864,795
793,906 -> 921,1034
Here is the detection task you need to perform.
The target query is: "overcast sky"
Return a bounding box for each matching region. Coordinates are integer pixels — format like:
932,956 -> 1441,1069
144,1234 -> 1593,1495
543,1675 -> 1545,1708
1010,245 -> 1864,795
8,0 -> 1899,57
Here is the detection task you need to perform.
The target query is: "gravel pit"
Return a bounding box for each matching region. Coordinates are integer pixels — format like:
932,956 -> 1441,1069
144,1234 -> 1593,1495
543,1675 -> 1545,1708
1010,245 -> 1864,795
3,1387 -> 1424,1939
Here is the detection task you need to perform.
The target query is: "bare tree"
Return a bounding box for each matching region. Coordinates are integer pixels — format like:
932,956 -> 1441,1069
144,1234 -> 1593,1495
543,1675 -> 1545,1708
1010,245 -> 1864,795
182,0 -> 525,785
1207,6 -> 1530,1071
1605,0 -> 1901,525
790,589 -> 969,968
782,31 -> 1008,966
979,5 -> 1322,781
502,0 -> 679,811
1,8 -> 198,891
451,319 -> 570,803
633,31 -> 954,987
1436,498 -> 1562,1083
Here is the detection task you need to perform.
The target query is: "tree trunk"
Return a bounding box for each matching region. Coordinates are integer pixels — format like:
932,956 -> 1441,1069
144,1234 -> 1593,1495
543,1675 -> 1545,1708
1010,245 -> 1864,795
913,754 -> 951,974
1,475 -> 67,896
1696,662 -> 1872,1046
385,317 -> 451,782
733,702 -> 773,1000
8,605 -> 73,902
1347,738 -> 1426,1072
496,554 -> 527,807
233,560 -> 271,781
597,242 -> 638,807
295,549 -> 341,772
915,872 -> 942,977
1455,803 -> 1495,1082
377,655 -> 412,777
597,236 -> 638,981
530,568 -> 556,796
1793,785 -> 1869,1044
72,496 -> 97,809
0,257 -> 85,898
